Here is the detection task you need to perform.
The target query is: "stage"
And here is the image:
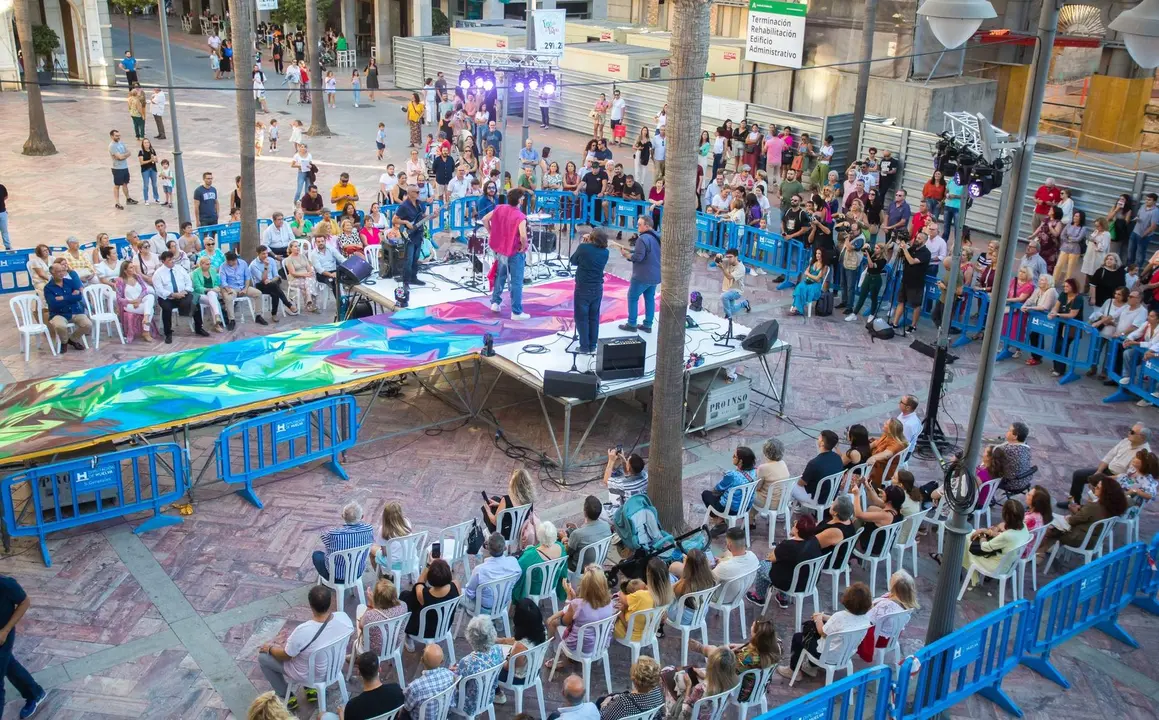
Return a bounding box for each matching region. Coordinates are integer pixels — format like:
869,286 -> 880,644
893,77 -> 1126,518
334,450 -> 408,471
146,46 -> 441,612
0,272 -> 790,477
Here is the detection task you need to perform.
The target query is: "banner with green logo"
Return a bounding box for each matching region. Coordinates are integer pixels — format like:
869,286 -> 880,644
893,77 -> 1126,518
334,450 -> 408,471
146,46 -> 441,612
745,0 -> 807,69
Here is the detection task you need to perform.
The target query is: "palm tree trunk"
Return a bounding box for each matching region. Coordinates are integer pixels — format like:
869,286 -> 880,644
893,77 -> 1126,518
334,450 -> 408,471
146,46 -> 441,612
15,0 -> 57,156
305,0 -> 330,136
228,0 -> 259,257
646,0 -> 711,532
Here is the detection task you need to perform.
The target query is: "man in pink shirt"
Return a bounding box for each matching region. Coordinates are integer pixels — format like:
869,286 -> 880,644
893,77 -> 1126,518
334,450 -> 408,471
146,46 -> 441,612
484,188 -> 531,319
766,130 -> 785,182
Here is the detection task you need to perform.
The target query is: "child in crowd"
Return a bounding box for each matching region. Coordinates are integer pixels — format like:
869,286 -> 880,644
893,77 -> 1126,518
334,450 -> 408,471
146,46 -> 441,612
267,118 -> 279,152
1126,264 -> 1140,291
289,119 -> 304,147
159,159 -> 174,208
324,71 -> 337,108
376,122 -> 387,161
254,121 -> 265,157
614,579 -> 655,642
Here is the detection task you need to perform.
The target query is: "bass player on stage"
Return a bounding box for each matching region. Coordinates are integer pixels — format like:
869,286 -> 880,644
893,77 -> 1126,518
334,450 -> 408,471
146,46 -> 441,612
392,184 -> 428,287
569,228 -> 610,354
483,188 -> 531,320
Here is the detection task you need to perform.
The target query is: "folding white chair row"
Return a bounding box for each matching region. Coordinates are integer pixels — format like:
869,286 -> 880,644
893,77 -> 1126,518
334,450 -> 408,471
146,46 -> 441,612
497,640 -> 551,717
449,662 -> 504,720
409,595 -> 463,665
548,614 -> 617,703
787,625 -> 868,687
752,476 -> 799,542
496,503 -> 533,556
455,572 -> 519,638
798,470 -> 845,522
568,535 -> 613,587
377,530 -> 428,589
318,544 -> 374,621
764,555 -> 826,630
284,628 -> 354,713
707,569 -> 758,645
1109,505 -> 1142,550
958,534 -> 1033,606
851,522 -> 905,597
347,610 -> 410,687
523,555 -> 569,616
703,481 -> 759,547
666,585 -> 719,666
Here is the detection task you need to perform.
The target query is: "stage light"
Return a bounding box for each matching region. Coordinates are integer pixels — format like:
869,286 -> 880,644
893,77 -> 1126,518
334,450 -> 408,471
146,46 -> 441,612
526,70 -> 540,91
689,291 -> 703,312
394,286 -> 410,308
542,73 -> 557,95
968,180 -> 983,198
482,333 -> 496,357
474,71 -> 486,89
458,70 -> 472,90
482,71 -> 495,91
513,72 -> 526,93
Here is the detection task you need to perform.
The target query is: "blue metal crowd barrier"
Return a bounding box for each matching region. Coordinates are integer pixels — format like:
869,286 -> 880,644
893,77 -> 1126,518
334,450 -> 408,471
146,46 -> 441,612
1101,338 -> 1159,408
759,665 -> 892,720
1020,542 -> 1146,688
216,395 -> 358,509
1133,532 -> 1159,615
997,304 -> 1099,383
446,196 -> 484,239
743,226 -> 807,290
1,444 -> 188,566
303,210 -> 366,226
533,190 -> 589,233
948,286 -> 991,347
894,600 -> 1029,719
596,196 -> 657,233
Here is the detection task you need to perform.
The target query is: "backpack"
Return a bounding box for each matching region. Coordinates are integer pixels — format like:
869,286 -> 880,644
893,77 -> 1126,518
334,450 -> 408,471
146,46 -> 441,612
867,316 -> 895,341
614,495 -> 672,553
814,290 -> 834,317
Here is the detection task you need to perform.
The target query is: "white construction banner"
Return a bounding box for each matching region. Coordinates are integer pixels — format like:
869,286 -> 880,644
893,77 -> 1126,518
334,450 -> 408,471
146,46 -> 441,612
532,9 -> 566,56
257,0 -> 278,9
745,0 -> 807,69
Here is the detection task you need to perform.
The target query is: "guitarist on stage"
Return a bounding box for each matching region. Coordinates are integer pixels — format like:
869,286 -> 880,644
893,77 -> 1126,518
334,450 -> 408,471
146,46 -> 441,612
392,184 -> 428,287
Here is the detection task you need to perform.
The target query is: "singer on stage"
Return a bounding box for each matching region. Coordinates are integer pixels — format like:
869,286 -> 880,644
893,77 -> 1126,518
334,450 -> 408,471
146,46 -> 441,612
570,228 -> 609,354
484,188 -> 530,320
392,184 -> 427,286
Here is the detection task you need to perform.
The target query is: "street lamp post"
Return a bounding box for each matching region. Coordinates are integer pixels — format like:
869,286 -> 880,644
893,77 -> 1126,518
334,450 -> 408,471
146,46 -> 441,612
156,1 -> 191,226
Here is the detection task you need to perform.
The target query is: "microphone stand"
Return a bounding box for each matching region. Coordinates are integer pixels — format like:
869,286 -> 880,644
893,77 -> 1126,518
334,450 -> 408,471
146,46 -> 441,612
714,316 -> 738,348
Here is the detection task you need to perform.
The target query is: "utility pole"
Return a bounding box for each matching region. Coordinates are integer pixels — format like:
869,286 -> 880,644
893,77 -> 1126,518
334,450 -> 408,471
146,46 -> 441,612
846,0 -> 880,164
157,0 -> 190,226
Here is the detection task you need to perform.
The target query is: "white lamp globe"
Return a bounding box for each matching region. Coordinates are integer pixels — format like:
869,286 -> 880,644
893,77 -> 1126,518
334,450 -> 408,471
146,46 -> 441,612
917,0 -> 997,49
1110,0 -> 1159,68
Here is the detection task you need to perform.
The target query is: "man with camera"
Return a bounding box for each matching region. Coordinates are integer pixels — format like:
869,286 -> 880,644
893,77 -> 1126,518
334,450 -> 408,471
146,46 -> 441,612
713,248 -> 750,318
890,230 -> 932,334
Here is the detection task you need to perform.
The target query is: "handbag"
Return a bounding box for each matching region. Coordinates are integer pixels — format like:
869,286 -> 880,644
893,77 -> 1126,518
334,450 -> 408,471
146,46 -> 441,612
969,538 -> 1001,557
466,520 -> 485,555
791,155 -> 804,172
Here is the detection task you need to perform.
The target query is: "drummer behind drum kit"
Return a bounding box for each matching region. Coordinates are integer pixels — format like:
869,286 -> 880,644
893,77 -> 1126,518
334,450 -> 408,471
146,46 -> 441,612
460,210 -> 574,291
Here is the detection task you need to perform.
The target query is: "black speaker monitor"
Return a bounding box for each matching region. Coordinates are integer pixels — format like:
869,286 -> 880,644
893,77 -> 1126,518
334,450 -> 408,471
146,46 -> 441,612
741,319 -> 780,354
543,370 -> 600,401
596,336 -> 646,380
337,254 -> 373,286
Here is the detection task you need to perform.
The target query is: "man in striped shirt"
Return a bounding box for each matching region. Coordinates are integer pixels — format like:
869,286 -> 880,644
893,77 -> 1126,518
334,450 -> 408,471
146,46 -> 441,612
602,448 -> 649,510
311,501 -> 374,583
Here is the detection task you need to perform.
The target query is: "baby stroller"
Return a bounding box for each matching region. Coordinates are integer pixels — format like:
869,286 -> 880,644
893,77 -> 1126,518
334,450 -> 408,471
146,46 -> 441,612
607,494 -> 710,588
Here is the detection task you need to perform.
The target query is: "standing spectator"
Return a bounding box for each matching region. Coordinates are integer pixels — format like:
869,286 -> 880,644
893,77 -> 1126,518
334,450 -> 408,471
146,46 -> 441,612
1030,206 -> 1064,272
652,128 -> 667,180
943,173 -> 963,244
119,49 -> 139,85
1032,178 -> 1062,230
0,183 -> 7,250
109,129 -> 137,210
1082,217 -> 1113,285
592,93 -> 610,139
149,88 -> 167,139
484,120 -> 504,157
0,574 -> 46,718
1108,193 -> 1135,251
890,232 -> 932,333
1129,193 -> 1159,270
404,92 -> 425,148
609,89 -> 626,143
154,250 -> 210,342
881,189 -> 912,240
193,172 -> 219,227
1019,241 -> 1049,285
138,139 -> 159,206
127,87 -> 147,140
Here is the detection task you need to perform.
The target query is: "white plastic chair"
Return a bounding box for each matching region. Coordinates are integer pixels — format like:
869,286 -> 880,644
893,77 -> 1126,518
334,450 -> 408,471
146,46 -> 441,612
1015,524 -> 1049,597
616,708 -> 663,720
687,686 -> 734,720
548,614 -> 617,703
703,481 -> 759,547
754,476 -> 798,542
407,595 -> 462,665
708,568 -> 758,645
972,477 -> 1004,528
788,625 -> 868,687
457,572 -> 519,637
612,606 -> 665,665
432,520 -> 475,580
804,267 -> 832,318
958,534 -> 1032,606
851,522 -> 904,596
317,544 -> 373,617
842,464 -> 869,494
496,503 -> 533,554
496,640 -> 551,717
732,666 -> 777,720
347,611 -> 410,687
377,530 -> 429,589
1043,516 -> 1117,575
892,509 -> 929,577
232,294 -> 256,323
521,555 -> 568,615
83,284 -> 125,349
1109,505 -> 1142,550
870,607 -> 915,666
417,680 -> 457,720
820,528 -> 863,611
283,629 -> 354,713
764,554 -> 826,629
798,470 -> 845,522
568,535 -> 614,587
10,294 -> 56,361
448,661 -> 504,720
921,495 -> 952,555
664,585 -> 719,666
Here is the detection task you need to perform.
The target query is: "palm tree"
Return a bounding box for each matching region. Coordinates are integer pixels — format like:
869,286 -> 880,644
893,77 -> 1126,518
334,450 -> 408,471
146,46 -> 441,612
15,0 -> 57,156
305,0 -> 330,136
647,0 -> 712,532
228,0 -> 258,257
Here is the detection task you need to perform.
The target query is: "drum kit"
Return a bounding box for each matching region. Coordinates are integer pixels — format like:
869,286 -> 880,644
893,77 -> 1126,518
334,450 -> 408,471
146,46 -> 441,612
462,209 -> 574,289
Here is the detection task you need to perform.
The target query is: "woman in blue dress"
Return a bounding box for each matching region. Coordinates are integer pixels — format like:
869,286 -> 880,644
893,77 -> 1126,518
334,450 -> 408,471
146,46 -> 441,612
790,249 -> 829,316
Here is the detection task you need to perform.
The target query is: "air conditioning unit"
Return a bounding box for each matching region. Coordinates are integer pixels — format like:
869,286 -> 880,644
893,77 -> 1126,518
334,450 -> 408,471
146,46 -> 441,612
640,64 -> 661,80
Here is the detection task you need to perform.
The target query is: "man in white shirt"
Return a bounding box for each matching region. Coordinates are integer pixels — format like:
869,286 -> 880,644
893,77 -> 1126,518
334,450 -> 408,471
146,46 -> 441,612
151,219 -> 179,256
258,586 -> 353,712
923,225 -> 947,267
1019,242 -> 1048,285
609,89 -> 627,145
464,533 -> 520,612
379,164 -> 398,200
710,527 -> 760,604
547,675 -> 599,720
292,145 -> 313,203
309,234 -> 345,301
153,249 -> 209,342
447,165 -> 472,201
1118,309 -> 1159,395
702,169 -> 726,209
1063,423 -> 1150,508
896,395 -> 922,445
652,128 -> 667,179
207,32 -> 222,53
261,211 -> 296,258
149,88 -> 167,140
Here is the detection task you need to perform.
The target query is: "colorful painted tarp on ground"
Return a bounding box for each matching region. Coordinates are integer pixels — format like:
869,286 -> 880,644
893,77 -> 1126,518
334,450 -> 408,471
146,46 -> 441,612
0,277 -> 631,464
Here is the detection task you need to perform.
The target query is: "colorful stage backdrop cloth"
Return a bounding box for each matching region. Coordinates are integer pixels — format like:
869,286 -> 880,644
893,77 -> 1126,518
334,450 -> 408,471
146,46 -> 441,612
0,277 -> 630,463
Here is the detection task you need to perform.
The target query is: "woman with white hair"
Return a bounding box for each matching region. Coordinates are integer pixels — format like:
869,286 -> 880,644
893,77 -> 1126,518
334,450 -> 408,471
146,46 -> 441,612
855,570 -> 918,662
513,520 -> 567,603
750,439 -> 791,525
452,616 -> 504,714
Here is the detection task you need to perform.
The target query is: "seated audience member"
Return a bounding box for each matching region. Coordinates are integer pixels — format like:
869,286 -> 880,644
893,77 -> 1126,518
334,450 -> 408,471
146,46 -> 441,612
43,260 -> 92,352
219,251 -> 268,325
514,521 -> 567,603
249,245 -> 297,319
850,477 -> 903,554
1040,475 -> 1129,559
402,558 -> 460,640
482,469 -> 538,544
547,566 -> 617,663
1024,485 -> 1053,536
960,499 -> 1030,587
856,571 -> 918,662
861,470 -> 921,518
370,501 -> 414,576
402,644 -> 456,720
312,501 -> 374,584
309,234 -> 345,300
842,425 -> 871,470
896,395 -> 922,446
197,236 -> 226,269
464,533 -> 521,612
603,448 -> 648,510
751,439 -> 791,522
564,496 -> 612,572
991,422 -> 1034,496
258,586 -> 353,711
452,617 -> 505,715
115,262 -> 156,343
689,620 -> 780,703
1062,423 -> 1150,508
1119,450 -> 1158,506
356,579 -> 406,657
597,657 -> 664,720
191,254 -> 230,331
644,556 -> 675,620
494,598 -> 548,704
246,691 -> 293,720
59,236 -> 95,283
94,246 -> 123,287
748,515 -> 823,608
862,419 -> 908,488
779,582 -> 871,679
814,494 -> 858,554
666,549 -> 717,627
703,446 -> 759,535
613,578 -> 655,642
660,647 -> 738,717
791,431 -> 844,504
344,652 -> 404,720
709,527 -> 760,604
547,675 -> 599,720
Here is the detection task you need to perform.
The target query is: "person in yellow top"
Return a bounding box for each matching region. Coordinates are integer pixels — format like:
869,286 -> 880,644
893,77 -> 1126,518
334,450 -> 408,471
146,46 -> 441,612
613,578 -> 655,642
128,87 -> 147,140
329,173 -> 360,212
404,91 -> 425,148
